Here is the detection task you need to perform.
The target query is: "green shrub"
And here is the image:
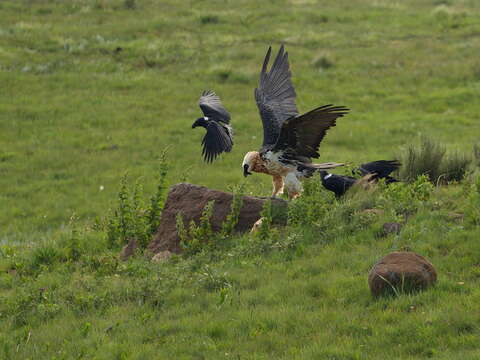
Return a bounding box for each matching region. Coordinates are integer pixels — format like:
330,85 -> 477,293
31,244 -> 62,269
288,176 -> 331,227
379,175 -> 434,217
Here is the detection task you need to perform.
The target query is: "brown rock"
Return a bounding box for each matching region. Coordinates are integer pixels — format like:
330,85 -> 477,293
147,183 -> 288,254
151,250 -> 172,263
119,238 -> 137,261
382,222 -> 402,236
368,251 -> 437,297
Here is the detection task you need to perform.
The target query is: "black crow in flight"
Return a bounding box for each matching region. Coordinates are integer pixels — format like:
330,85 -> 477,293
192,90 -> 233,163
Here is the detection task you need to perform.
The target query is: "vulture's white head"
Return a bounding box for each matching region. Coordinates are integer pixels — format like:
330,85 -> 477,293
242,151 -> 260,177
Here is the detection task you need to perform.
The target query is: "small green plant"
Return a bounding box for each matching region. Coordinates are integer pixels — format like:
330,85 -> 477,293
178,201 -> 216,256
256,199 -> 273,241
66,220 -> 81,262
147,150 -> 169,236
221,183 -> 245,237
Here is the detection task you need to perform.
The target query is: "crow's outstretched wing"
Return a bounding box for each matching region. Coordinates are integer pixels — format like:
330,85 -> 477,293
272,104 -> 349,158
201,121 -> 233,163
199,90 -> 231,124
255,45 -> 298,147
358,160 -> 401,178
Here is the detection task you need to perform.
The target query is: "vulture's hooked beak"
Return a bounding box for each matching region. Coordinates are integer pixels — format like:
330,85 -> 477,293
243,164 -> 252,177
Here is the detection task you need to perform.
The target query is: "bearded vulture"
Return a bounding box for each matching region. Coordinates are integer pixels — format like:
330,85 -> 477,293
319,160 -> 401,197
192,90 -> 233,163
242,45 -> 348,199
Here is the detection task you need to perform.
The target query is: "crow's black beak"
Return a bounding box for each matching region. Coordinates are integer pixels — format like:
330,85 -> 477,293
243,164 -> 252,177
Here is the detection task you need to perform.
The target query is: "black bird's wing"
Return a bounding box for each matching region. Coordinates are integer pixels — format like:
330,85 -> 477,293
358,160 -> 401,178
272,104 -> 349,159
201,121 -> 233,163
255,45 -> 298,147
199,90 -> 231,124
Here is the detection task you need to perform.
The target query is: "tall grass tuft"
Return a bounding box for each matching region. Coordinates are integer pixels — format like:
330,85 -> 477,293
473,143 -> 480,168
439,151 -> 471,183
399,137 -> 445,183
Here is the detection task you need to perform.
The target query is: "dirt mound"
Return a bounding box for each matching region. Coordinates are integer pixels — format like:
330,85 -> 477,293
147,183 -> 288,255
368,251 -> 437,297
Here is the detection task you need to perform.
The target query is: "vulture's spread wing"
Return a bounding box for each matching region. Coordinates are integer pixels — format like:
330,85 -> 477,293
272,104 -> 349,158
358,160 -> 401,177
199,90 -> 231,124
201,121 -> 233,163
255,45 -> 298,147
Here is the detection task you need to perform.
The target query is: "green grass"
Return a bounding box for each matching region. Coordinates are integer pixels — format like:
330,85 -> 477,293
1,0 -> 480,358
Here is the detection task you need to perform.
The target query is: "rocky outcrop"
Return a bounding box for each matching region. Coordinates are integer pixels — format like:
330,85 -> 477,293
147,183 -> 288,255
368,251 -> 437,297
382,222 -> 402,236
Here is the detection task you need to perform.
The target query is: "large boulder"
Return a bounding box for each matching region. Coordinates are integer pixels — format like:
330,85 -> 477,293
368,251 -> 437,297
147,183 -> 288,254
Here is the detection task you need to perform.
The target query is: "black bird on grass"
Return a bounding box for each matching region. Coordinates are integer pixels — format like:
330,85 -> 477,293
319,160 -> 401,197
353,160 -> 400,184
192,90 -> 233,163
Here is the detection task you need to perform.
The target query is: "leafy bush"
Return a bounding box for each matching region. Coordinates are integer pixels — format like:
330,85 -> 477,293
379,175 -> 434,217
288,176 -> 332,227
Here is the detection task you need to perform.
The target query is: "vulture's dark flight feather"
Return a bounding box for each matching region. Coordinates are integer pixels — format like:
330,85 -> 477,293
255,45 -> 298,147
272,104 -> 349,159
192,90 -> 233,163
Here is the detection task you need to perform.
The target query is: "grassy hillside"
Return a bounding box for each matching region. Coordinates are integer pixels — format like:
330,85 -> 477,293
1,0 -> 480,359
2,0 -> 480,239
